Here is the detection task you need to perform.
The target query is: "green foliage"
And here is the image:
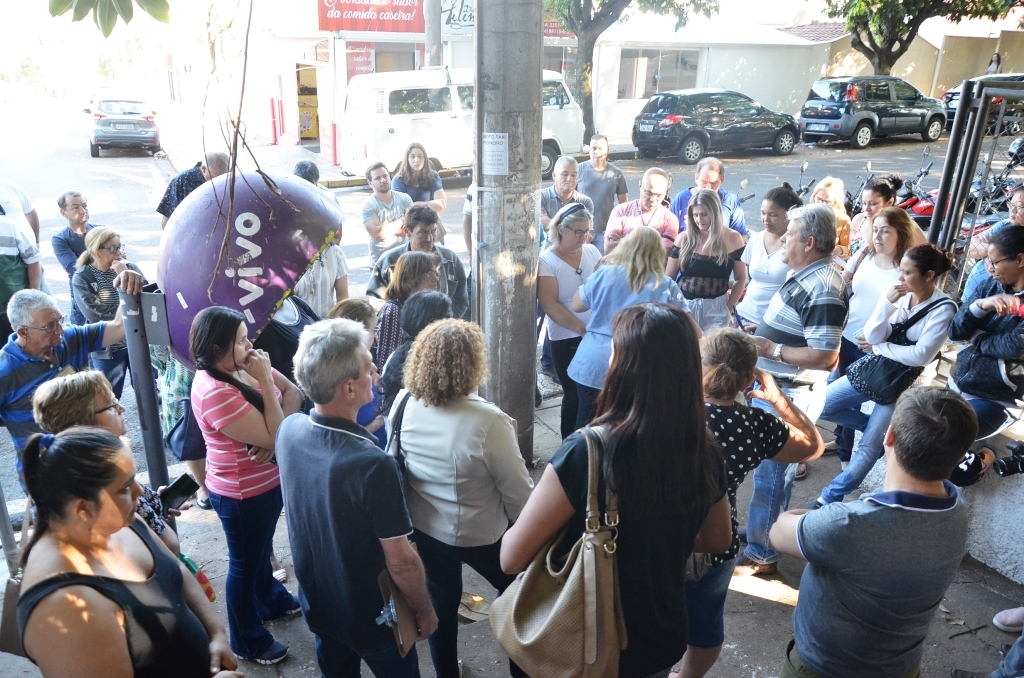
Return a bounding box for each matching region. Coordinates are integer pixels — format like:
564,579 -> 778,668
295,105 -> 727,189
546,0 -> 717,35
823,0 -> 1023,72
48,0 -> 169,37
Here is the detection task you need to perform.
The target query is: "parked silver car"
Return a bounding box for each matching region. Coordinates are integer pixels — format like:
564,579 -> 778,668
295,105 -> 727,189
800,76 -> 945,149
85,98 -> 161,157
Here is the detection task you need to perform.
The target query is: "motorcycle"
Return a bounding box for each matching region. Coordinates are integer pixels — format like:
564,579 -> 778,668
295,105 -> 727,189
794,160 -> 815,199
897,146 -> 935,229
967,136 -> 1024,215
846,162 -> 873,217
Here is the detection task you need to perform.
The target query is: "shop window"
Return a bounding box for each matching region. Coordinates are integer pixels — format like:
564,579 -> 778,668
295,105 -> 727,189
618,49 -> 700,100
388,87 -> 453,115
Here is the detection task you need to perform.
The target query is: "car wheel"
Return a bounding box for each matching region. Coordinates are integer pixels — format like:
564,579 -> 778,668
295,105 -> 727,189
773,129 -> 797,156
638,147 -> 660,159
922,117 -> 943,142
850,122 -> 873,149
541,143 -> 558,180
678,136 -> 706,165
90,142 -> 99,158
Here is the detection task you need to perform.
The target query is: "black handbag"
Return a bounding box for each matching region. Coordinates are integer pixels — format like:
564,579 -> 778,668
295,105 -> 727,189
386,392 -> 413,473
166,401 -> 207,462
847,298 -> 956,405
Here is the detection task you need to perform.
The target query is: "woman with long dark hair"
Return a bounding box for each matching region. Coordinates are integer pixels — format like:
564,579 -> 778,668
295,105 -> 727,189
189,306 -> 304,665
392,142 -> 448,213
17,428 -> 241,678
378,289 -> 454,414
502,303 -> 731,678
376,250 -> 442,368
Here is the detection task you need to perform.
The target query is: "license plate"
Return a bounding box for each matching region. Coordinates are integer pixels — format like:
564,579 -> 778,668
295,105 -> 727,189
807,123 -> 828,131
115,123 -> 134,130
638,124 -> 654,132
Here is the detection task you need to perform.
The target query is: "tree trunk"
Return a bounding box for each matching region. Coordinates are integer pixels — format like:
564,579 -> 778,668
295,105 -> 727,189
577,29 -> 598,141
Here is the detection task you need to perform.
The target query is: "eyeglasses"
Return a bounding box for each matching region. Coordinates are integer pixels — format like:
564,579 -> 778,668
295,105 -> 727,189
986,255 -> 1015,268
1010,202 -> 1024,213
570,228 -> 593,239
94,398 -> 121,415
101,244 -> 125,254
21,315 -> 68,334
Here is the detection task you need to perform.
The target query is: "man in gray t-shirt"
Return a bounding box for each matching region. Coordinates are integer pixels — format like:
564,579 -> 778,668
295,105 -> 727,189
361,162 -> 414,265
770,387 -> 978,678
576,135 -> 627,253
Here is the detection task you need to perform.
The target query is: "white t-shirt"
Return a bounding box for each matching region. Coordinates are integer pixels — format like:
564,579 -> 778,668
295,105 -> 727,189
292,244 -> 350,318
736,230 -> 790,324
844,252 -> 901,342
538,244 -> 601,340
0,181 -> 35,241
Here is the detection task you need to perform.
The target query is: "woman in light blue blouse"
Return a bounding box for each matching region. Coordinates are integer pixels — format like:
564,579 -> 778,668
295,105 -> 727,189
568,226 -> 691,427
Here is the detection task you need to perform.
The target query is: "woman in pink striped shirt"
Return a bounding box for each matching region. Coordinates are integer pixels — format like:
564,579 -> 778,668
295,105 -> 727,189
190,306 -> 305,666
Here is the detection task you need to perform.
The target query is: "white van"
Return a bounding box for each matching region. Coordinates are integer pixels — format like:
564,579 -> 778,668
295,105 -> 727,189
340,68 -> 584,178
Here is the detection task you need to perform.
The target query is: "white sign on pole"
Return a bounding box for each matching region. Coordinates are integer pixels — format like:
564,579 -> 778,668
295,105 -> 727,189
482,132 -> 508,175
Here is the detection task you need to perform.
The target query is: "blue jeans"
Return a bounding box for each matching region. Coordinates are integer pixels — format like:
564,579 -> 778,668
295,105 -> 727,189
685,558 -> 738,648
744,381 -> 827,564
92,347 -> 131,400
591,230 -> 605,254
993,629 -> 1024,677
827,338 -> 868,462
209,486 -> 297,658
816,377 -> 895,504
313,632 -> 420,678
967,397 -> 1011,441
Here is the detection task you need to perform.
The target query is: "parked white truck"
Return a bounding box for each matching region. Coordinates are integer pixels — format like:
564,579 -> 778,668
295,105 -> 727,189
340,68 -> 585,178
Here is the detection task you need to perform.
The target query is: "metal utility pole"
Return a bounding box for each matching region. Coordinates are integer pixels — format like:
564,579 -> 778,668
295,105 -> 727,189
474,0 -> 543,463
425,0 -> 442,66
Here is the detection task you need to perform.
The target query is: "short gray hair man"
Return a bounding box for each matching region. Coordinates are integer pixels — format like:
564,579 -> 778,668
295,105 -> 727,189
7,289 -> 59,330
294,161 -> 320,185
293,318 -> 369,404
554,156 -> 578,172
205,152 -> 230,178
788,203 -> 837,254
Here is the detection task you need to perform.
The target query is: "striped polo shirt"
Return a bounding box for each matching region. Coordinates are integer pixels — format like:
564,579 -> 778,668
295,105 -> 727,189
0,323 -> 106,465
755,257 -> 849,384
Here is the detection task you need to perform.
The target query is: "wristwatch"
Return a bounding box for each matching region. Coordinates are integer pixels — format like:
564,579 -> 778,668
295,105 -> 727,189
771,342 -> 784,361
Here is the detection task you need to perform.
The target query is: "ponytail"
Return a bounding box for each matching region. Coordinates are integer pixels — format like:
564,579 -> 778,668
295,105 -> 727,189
20,428 -> 124,567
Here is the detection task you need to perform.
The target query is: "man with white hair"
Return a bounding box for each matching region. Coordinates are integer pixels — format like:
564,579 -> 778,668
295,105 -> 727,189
276,318 -> 437,677
0,275 -> 144,475
738,203 -> 848,577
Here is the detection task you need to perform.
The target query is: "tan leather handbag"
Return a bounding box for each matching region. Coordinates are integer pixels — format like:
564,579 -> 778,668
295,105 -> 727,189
489,427 -> 627,678
0,574 -> 25,657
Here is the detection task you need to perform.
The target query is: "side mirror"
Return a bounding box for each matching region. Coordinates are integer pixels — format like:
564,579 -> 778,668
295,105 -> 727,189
865,161 -> 873,171
923,145 -> 931,158
83,108 -> 91,114
739,179 -> 750,190
801,160 -> 809,172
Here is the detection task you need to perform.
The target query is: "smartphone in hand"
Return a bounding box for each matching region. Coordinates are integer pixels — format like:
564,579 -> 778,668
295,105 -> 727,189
161,473 -> 200,517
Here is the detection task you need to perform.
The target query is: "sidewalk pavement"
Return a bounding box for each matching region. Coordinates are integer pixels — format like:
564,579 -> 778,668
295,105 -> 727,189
2,392 -> 1022,677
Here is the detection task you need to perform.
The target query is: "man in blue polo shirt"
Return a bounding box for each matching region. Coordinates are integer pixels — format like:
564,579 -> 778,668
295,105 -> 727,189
669,157 -> 748,237
770,387 -> 976,678
1,278 -> 143,474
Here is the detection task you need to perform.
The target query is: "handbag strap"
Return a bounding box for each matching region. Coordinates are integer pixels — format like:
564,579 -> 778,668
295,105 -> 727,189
580,426 -> 618,532
887,297 -> 957,345
387,392 -> 413,467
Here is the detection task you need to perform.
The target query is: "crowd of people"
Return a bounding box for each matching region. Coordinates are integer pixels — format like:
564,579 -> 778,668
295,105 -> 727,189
0,136 -> 1023,678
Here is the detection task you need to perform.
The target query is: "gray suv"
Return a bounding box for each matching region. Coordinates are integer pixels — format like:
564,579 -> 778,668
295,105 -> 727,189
84,98 -> 161,157
800,76 -> 945,149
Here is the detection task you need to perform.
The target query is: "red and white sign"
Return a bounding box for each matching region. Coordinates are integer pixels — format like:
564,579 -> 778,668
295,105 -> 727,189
320,0 -> 425,33
346,42 -> 375,80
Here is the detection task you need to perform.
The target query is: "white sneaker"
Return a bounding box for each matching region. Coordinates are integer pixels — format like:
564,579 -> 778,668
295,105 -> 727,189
993,606 -> 1024,633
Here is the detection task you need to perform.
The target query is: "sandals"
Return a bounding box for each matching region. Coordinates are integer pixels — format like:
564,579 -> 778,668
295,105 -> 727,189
794,463 -> 808,480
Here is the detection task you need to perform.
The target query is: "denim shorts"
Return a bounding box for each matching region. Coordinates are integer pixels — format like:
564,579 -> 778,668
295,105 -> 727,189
685,557 -> 737,648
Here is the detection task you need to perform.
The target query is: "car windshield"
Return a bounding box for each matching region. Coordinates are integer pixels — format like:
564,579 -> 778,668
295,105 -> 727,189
98,100 -> 150,115
807,82 -> 847,103
641,94 -> 678,116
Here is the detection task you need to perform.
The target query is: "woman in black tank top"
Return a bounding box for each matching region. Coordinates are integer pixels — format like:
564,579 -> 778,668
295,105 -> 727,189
16,428 -> 241,678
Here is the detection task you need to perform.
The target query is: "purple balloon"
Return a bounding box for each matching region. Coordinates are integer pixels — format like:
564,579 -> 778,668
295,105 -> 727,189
158,172 -> 342,367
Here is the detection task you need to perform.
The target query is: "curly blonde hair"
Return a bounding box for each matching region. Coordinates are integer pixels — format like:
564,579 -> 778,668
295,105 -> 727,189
404,319 -> 487,407
32,370 -> 112,433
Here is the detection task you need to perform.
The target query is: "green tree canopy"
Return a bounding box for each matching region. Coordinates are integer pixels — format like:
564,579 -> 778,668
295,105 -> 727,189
48,0 -> 169,38
546,0 -> 718,139
824,0 -> 1023,74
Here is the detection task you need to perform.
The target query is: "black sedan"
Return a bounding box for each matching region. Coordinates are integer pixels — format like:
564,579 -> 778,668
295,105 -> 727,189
631,89 -> 799,165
